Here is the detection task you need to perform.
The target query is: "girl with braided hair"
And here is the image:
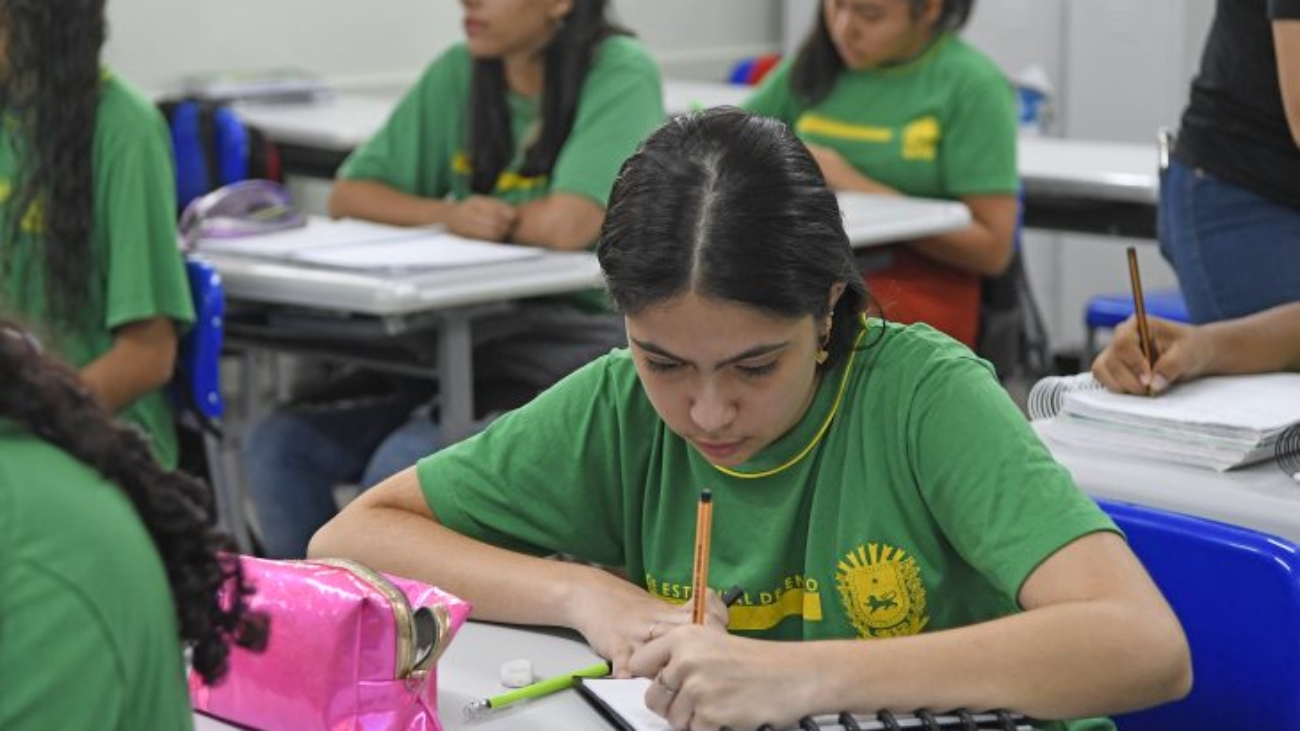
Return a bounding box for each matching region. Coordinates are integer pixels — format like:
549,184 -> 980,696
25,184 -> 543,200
0,0 -> 194,468
0,320 -> 264,729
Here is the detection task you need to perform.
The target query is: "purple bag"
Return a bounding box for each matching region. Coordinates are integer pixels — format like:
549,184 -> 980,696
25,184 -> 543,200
190,556 -> 472,731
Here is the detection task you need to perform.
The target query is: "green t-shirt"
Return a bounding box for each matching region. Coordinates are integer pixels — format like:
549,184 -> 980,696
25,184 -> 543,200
0,73 -> 195,468
743,35 -> 1018,199
0,419 -> 192,730
339,36 -> 663,312
419,320 -> 1115,731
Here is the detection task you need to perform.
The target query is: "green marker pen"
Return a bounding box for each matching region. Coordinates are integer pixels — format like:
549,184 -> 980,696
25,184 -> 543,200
462,660 -> 612,719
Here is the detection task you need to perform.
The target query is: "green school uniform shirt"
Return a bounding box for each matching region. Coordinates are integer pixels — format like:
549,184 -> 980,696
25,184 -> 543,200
742,34 -> 1018,199
0,419 -> 192,730
0,73 -> 194,468
338,36 -> 663,313
418,320 -> 1115,731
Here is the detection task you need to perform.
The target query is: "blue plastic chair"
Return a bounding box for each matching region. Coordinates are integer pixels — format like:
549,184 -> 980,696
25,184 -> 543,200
175,257 -> 253,552
1082,288 -> 1189,366
1099,499 -> 1300,731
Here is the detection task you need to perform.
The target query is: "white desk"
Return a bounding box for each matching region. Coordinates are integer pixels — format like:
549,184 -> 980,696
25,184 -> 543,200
1034,421 -> 1300,543
208,242 -> 600,443
1018,137 -> 1159,206
194,621 -> 611,731
837,193 -> 969,247
662,79 -> 750,116
232,80 -> 749,161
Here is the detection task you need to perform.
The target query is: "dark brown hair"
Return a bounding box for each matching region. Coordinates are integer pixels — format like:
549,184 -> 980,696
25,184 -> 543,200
0,319 -> 265,682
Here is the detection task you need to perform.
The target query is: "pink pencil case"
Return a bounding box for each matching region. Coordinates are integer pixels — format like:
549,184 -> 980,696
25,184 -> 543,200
189,556 -> 472,731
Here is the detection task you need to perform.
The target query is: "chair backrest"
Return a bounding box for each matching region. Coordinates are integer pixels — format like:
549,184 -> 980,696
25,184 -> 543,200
1099,499 -> 1300,731
175,257 -> 225,421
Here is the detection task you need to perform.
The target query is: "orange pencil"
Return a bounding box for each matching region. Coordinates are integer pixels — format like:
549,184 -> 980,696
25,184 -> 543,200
1126,246 -> 1156,396
690,490 -> 714,624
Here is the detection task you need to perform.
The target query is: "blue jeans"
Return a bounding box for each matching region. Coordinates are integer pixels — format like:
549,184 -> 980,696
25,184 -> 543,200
242,389 -> 440,558
1159,159 -> 1300,324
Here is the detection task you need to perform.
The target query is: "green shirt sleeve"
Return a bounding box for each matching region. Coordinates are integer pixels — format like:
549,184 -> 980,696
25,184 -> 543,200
740,57 -> 803,124
418,355 -> 639,566
906,349 -> 1117,601
95,82 -> 194,333
337,45 -> 469,198
938,66 -> 1019,196
548,36 -> 664,207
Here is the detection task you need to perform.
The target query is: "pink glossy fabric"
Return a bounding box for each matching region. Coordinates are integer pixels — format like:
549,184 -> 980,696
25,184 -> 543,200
189,557 -> 472,731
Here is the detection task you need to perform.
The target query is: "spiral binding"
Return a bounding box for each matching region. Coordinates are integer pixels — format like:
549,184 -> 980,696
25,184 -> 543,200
1025,373 -> 1105,421
1276,423 -> 1300,483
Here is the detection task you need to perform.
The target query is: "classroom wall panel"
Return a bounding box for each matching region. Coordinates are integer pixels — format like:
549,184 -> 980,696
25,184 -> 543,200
103,0 -> 782,94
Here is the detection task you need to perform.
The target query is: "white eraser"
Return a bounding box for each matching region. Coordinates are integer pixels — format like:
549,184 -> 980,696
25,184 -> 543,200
500,658 -> 534,688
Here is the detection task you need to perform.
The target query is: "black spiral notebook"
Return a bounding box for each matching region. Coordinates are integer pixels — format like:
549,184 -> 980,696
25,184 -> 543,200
576,678 -> 1034,731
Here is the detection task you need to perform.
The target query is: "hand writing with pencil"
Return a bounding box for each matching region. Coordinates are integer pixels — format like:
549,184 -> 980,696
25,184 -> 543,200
630,628 -> 815,731
1091,315 -> 1212,395
569,571 -> 731,678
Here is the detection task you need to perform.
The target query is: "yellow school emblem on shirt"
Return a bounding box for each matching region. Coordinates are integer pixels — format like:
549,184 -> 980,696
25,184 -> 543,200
901,116 -> 940,161
835,542 -> 928,638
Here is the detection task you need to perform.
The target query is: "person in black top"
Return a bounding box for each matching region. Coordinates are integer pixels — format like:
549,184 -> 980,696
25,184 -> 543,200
1163,0 -> 1300,324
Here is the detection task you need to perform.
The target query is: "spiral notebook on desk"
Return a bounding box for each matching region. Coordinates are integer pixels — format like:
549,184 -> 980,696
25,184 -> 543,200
576,678 -> 1033,731
1029,372 -> 1300,472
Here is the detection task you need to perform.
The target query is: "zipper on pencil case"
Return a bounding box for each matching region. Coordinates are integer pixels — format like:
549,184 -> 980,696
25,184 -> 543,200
310,557 -> 452,681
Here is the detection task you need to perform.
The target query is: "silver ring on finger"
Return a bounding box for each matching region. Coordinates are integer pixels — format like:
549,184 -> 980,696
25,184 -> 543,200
656,673 -> 678,696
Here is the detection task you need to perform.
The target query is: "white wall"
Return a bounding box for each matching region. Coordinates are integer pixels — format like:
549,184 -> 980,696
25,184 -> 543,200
103,1 -> 783,94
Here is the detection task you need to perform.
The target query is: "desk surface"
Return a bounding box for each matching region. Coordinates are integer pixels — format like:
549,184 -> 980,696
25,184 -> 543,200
204,246 -> 602,318
1035,421 -> 1300,543
233,80 -> 748,153
1018,137 -> 1158,205
194,621 -> 612,731
201,194 -> 967,318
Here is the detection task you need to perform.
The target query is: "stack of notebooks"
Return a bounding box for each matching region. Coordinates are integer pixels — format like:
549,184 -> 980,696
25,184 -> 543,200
1029,372 -> 1300,472
577,678 -> 1032,730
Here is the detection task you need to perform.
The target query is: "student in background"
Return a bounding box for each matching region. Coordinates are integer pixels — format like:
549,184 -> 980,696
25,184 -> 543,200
243,0 -> 663,558
1091,301 -> 1300,395
1160,0 -> 1300,324
0,0 -> 194,468
311,109 -> 1189,730
0,321 -> 264,729
742,0 -> 1018,349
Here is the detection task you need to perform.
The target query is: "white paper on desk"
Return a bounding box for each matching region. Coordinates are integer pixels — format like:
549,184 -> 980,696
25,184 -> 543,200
198,217 -> 428,257
290,233 -> 544,272
1063,373 -> 1300,437
580,678 -> 673,731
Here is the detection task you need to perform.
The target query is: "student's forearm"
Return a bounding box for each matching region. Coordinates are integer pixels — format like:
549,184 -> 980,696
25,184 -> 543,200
511,193 -> 605,251
80,318 -> 177,411
328,179 -> 456,227
799,599 -> 1188,720
1201,302 -> 1300,374
1274,20 -> 1300,148
310,499 -> 608,627
908,222 -> 1014,277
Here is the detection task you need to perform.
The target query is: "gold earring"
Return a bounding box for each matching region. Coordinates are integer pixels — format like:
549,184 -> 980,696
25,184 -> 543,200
814,348 -> 829,365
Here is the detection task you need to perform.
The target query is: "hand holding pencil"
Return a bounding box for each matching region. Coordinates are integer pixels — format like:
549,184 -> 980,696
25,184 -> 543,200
1091,315 -> 1216,395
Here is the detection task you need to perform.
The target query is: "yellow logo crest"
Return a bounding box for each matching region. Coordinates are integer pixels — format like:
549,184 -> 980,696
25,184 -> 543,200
901,116 -> 940,161
835,542 -> 928,638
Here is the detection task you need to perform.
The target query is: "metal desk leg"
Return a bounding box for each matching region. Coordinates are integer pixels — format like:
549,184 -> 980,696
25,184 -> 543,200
437,314 -> 476,444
